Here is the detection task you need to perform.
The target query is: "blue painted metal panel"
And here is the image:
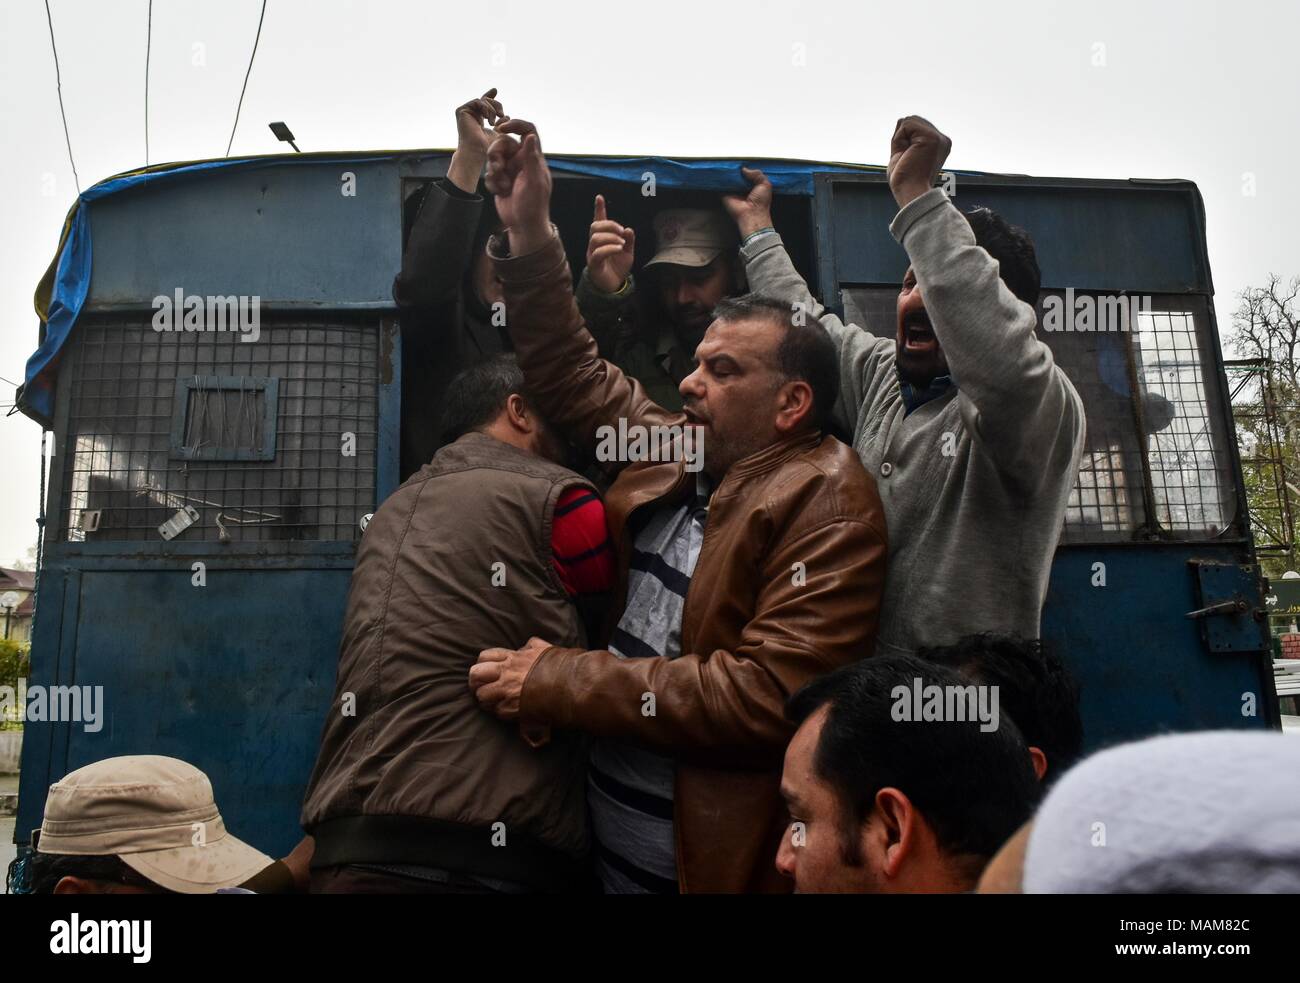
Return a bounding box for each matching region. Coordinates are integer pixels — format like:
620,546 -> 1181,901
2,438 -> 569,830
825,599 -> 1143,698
821,177 -> 1211,294
17,562 -> 348,856
84,160 -> 403,308
1190,561 -> 1270,654
15,568 -> 68,846
1042,546 -> 1275,753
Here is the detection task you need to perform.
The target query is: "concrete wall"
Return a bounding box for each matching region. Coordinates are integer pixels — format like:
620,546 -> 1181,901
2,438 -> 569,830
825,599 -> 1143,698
0,730 -> 21,774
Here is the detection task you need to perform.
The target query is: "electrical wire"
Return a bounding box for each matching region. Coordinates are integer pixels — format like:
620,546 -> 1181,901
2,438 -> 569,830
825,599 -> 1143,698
145,0 -> 152,166
224,0 -> 268,157
33,432 -> 49,627
43,0 -> 81,195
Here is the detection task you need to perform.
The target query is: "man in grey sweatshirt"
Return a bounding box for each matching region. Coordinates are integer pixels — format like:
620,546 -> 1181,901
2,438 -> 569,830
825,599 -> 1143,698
722,116 -> 1085,656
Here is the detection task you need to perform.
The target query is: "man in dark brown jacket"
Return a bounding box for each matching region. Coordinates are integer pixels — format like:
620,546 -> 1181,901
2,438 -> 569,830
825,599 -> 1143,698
394,88 -> 534,477
301,357 -> 613,893
469,125 -> 889,894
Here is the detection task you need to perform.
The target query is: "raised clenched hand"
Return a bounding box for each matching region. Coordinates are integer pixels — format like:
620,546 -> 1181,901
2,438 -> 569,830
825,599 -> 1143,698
886,116 -> 952,209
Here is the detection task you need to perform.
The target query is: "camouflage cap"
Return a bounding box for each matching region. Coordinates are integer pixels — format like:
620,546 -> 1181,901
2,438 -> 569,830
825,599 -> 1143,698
646,209 -> 738,269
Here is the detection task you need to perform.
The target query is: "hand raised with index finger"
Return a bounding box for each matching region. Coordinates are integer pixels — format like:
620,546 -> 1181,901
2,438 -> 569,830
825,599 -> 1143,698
587,194 -> 635,292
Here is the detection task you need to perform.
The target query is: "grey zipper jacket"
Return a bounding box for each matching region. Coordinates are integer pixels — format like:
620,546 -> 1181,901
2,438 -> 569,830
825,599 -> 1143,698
741,187 -> 1085,654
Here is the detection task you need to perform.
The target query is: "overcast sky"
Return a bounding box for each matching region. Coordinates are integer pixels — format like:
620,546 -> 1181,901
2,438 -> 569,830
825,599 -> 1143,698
0,0 -> 1295,564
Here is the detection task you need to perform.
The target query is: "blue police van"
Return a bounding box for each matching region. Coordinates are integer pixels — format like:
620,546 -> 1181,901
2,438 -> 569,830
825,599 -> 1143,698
11,148 -> 1279,858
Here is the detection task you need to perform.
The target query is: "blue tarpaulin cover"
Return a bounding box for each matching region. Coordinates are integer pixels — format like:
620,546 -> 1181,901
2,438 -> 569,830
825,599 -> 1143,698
18,151 -> 878,426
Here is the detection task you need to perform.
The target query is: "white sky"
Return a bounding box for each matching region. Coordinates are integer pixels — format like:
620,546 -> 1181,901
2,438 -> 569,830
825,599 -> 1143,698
0,0 -> 1296,563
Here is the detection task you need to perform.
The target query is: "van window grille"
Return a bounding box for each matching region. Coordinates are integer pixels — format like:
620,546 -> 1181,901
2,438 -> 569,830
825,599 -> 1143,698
171,375 -> 278,461
1134,309 -> 1232,536
840,287 -> 1236,543
60,319 -> 377,543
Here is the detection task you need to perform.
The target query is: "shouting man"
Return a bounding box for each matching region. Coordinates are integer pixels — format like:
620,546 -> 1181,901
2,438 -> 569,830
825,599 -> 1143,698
468,122 -> 887,894
724,117 -> 1086,655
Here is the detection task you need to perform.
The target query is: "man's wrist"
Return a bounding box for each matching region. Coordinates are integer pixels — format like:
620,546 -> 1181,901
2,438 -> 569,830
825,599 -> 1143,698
589,272 -> 632,297
737,213 -> 774,239
507,221 -> 555,256
447,147 -> 486,195
891,181 -> 932,210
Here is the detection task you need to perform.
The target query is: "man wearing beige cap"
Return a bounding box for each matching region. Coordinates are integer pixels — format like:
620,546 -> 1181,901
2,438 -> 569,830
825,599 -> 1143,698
577,196 -> 744,410
12,755 -> 300,894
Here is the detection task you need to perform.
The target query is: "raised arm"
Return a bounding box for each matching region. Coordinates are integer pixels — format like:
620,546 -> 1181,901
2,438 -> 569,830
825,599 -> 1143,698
486,125 -> 682,455
885,116 -> 1085,491
393,180 -> 483,310
392,90 -> 507,311
724,168 -> 895,435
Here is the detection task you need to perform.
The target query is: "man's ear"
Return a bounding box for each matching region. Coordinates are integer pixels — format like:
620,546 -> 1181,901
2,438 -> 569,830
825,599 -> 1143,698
874,787 -> 916,881
1028,746 -> 1048,781
503,393 -> 531,434
54,876 -> 98,894
775,380 -> 815,434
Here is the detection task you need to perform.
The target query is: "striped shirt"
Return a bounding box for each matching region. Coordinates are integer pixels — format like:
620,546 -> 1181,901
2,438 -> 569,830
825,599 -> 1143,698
589,474 -> 712,894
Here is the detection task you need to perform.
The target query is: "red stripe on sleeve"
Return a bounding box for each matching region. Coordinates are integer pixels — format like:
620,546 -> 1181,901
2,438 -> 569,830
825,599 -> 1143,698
551,486 -> 615,596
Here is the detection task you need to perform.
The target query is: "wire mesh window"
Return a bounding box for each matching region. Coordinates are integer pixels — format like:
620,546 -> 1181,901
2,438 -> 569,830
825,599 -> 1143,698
840,287 -> 1237,543
170,376 -> 278,461
59,318 -> 378,543
1133,307 -> 1233,535
1039,316 -> 1148,541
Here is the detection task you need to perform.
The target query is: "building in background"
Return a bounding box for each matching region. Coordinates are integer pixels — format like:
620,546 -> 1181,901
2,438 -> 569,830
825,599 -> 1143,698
0,569 -> 35,644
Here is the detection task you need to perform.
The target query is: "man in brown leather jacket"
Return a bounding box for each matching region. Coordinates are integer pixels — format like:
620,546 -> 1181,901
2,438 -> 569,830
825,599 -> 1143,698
469,124 -> 889,894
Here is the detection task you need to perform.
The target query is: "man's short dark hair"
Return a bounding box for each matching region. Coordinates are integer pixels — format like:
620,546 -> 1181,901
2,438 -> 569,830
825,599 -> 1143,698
785,653 -> 1040,871
439,354 -> 530,444
962,207 -> 1041,308
712,293 -> 840,431
11,850 -> 160,894
920,633 -> 1084,785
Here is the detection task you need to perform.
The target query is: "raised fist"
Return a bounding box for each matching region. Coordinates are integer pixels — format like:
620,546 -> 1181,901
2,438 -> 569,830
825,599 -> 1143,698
886,116 -> 952,209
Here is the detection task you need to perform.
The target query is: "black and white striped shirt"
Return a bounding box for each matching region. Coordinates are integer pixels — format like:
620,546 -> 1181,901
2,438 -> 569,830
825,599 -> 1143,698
589,474 -> 712,894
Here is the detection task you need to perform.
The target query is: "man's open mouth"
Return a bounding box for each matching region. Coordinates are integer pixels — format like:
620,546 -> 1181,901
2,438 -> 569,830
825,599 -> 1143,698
903,318 -> 937,353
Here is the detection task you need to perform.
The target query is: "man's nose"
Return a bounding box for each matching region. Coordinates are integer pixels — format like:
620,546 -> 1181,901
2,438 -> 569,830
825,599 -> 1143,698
679,366 -> 705,402
774,831 -> 796,878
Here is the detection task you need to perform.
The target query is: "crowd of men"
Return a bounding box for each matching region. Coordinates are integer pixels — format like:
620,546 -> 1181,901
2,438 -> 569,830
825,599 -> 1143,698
9,91 -> 1299,896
